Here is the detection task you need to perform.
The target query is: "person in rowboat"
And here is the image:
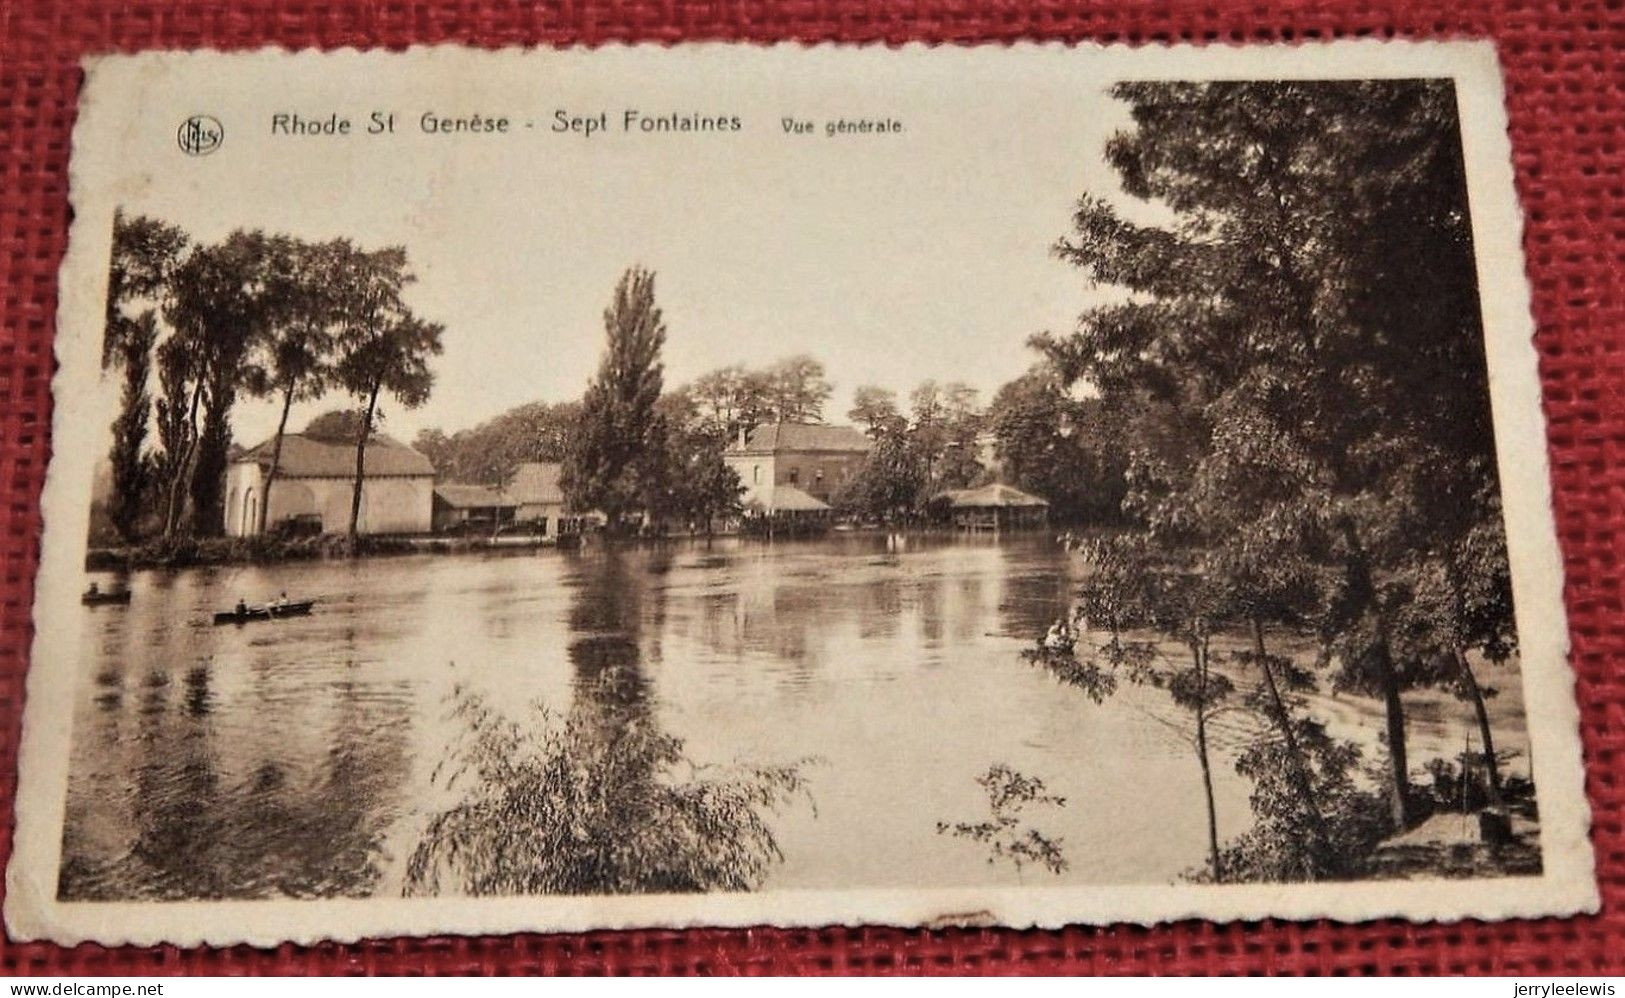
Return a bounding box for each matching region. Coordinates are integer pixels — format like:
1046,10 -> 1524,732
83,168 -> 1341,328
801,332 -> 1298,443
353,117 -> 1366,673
235,598 -> 248,617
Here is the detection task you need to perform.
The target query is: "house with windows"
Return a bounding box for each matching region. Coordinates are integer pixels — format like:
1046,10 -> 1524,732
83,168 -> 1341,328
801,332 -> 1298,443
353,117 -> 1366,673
224,433 -> 435,537
723,422 -> 872,514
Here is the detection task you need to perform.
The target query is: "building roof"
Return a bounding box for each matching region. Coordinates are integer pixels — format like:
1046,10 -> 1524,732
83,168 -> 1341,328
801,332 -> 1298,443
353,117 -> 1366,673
747,485 -> 833,513
234,433 -> 434,478
733,422 -> 872,455
435,463 -> 566,512
939,483 -> 1049,508
510,462 -> 566,506
434,483 -> 515,509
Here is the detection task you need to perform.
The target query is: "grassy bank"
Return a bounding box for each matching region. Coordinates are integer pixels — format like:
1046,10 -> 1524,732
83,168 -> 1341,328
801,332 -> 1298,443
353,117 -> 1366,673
86,533 -> 423,571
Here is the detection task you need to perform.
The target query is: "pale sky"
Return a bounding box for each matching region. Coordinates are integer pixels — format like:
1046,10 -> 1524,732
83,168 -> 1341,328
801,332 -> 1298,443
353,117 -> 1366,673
83,48 -> 1151,447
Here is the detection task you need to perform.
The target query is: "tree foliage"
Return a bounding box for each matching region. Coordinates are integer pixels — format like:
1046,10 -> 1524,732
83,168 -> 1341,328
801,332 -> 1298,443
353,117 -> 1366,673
328,242 -> 444,543
908,380 -> 984,495
102,212 -> 187,542
651,392 -> 745,533
303,408 -> 373,443
102,210 -> 186,369
106,313 -> 159,542
1039,80 -> 1509,830
847,385 -> 905,438
563,268 -> 669,527
404,687 -> 810,896
936,764 -> 1069,877
986,368 -> 1128,523
164,230 -> 281,536
414,401 -> 581,486
255,237 -> 348,530
678,355 -> 835,442
833,428 -> 928,523
763,354 -> 833,424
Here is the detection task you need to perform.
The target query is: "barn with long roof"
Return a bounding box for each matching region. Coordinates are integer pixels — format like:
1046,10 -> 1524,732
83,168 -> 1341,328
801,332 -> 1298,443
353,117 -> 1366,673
223,433 -> 435,537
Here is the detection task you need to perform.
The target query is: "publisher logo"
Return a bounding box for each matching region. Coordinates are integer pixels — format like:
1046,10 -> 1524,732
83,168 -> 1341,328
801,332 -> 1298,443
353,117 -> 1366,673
177,115 -> 224,156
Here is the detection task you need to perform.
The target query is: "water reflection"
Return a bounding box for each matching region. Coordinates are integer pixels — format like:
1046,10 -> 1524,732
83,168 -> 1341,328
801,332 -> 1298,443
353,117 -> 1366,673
405,548 -> 809,897
58,532 -> 1520,899
60,620 -> 414,900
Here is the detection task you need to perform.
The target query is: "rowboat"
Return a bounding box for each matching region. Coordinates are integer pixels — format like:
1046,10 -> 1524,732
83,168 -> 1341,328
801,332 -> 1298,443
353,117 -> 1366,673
82,588 -> 132,606
212,599 -> 316,625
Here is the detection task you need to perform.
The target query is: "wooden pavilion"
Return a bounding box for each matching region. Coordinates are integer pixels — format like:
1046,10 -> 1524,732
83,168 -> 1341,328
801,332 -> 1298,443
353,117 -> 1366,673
936,483 -> 1050,532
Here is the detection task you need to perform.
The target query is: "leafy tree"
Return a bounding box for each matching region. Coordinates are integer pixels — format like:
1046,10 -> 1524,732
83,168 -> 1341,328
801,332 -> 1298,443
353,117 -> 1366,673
106,313 -> 159,542
1038,80 -> 1500,827
1220,711 -> 1381,882
102,210 -> 186,367
411,427 -> 453,472
986,367 -> 1128,523
679,356 -> 831,441
150,336 -> 198,536
1386,506 -> 1517,804
102,211 -> 186,541
415,401 -> 580,485
562,267 -> 669,528
303,407 -> 373,443
254,237 -> 344,534
329,243 -> 443,544
847,385 -> 905,438
908,380 -> 984,493
661,427 -> 744,535
763,355 -> 832,424
620,391 -> 743,535
404,687 -> 809,896
936,764 -> 1069,877
163,230 -> 279,537
1029,537 -> 1236,881
833,429 -> 927,523
685,365 -> 774,443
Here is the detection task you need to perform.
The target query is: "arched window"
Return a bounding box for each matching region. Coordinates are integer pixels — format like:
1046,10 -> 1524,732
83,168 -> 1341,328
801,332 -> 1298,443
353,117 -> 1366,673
243,487 -> 258,536
753,465 -> 761,484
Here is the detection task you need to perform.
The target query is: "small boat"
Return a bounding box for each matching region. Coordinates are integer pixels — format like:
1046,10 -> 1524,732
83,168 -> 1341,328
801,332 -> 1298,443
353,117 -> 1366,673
82,587 -> 132,606
212,599 -> 316,625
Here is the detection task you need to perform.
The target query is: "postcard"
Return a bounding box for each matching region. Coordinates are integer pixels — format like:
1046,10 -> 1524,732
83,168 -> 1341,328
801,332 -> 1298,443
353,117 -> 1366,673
5,41 -> 1597,946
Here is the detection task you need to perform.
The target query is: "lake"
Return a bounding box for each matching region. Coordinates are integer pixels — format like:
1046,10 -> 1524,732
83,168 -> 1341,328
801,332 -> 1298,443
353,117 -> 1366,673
59,533 -> 1527,900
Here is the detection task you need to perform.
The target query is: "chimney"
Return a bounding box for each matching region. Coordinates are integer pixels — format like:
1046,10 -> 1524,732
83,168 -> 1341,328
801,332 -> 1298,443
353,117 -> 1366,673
737,425 -> 748,450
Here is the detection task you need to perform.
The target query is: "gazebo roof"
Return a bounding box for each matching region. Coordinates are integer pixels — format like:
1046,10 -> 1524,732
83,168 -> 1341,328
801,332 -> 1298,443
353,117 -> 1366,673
939,483 -> 1049,508
748,485 -> 832,513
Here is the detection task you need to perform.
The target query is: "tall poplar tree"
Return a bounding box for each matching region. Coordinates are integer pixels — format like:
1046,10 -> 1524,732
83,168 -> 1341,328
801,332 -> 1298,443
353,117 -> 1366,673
102,210 -> 185,542
106,313 -> 159,542
562,267 -> 669,528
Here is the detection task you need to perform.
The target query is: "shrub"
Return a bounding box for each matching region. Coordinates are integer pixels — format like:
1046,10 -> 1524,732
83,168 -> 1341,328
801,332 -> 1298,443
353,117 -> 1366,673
404,685 -> 813,896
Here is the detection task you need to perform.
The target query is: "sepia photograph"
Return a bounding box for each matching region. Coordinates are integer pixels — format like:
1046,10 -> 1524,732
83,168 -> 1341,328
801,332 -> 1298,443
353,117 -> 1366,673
4,42 -> 1595,945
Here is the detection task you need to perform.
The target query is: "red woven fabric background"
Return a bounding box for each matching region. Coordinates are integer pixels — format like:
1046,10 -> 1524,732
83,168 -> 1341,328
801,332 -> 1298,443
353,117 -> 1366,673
0,0 -> 1620,976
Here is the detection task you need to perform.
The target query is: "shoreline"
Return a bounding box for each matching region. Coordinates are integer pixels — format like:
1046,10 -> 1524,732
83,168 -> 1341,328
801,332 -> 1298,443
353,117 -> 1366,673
84,524 -> 1076,572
